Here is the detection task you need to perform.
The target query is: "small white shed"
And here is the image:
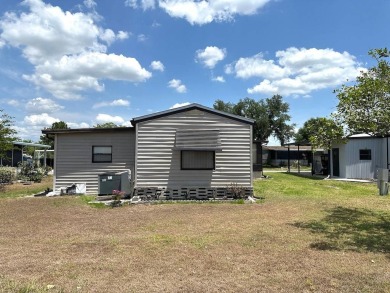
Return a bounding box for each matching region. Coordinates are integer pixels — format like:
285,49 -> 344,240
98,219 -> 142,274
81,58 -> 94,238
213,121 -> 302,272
331,134 -> 390,179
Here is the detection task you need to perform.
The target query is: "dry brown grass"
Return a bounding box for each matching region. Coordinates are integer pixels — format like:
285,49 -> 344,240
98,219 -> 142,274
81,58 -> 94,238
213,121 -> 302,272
0,192 -> 390,293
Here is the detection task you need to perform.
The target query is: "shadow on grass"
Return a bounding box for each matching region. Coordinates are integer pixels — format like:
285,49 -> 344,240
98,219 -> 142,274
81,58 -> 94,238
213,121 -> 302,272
294,206 -> 390,255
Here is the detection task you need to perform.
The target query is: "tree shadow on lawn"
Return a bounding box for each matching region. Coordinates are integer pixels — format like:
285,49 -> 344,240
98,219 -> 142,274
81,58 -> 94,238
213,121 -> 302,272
293,206 -> 390,256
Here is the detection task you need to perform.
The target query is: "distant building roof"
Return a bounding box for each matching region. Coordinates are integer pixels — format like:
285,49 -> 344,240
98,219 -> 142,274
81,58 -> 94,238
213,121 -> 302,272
42,127 -> 134,135
264,146 -> 313,152
13,141 -> 51,149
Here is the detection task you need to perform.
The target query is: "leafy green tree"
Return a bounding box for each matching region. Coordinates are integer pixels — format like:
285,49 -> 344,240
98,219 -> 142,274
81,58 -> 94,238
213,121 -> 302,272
214,95 -> 295,145
39,121 -> 69,149
94,122 -> 120,128
266,95 -> 295,145
296,117 -> 344,150
213,100 -> 235,114
0,109 -> 16,158
295,118 -> 321,144
51,121 -> 69,130
334,48 -> 390,136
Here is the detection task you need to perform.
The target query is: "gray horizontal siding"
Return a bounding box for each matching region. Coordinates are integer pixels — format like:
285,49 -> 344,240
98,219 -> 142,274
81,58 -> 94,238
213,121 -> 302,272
136,109 -> 252,188
334,138 -> 383,179
54,130 -> 135,194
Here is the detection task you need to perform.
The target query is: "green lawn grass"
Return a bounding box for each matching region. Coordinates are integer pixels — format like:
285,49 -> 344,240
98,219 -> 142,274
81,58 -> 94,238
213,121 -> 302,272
0,175 -> 53,199
256,172 -> 377,200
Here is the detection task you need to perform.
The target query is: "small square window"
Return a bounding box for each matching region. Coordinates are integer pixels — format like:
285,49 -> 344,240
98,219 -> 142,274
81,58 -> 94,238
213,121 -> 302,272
359,149 -> 371,160
93,146 -> 112,163
181,150 -> 215,170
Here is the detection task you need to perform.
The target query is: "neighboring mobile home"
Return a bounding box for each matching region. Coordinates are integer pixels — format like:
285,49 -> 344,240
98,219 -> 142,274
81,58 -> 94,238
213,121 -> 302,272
331,134 -> 390,179
42,104 -> 254,198
0,141 -> 51,167
252,144 -> 328,174
261,145 -> 313,167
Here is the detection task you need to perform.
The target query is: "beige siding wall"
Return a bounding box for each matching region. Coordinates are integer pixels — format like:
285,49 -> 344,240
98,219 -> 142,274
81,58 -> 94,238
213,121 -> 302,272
55,130 -> 135,194
136,109 -> 252,188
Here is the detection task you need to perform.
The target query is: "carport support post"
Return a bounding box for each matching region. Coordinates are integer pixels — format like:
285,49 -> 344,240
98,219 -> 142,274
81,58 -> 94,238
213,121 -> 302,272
44,150 -> 47,168
33,147 -> 37,167
386,136 -> 390,169
287,145 -> 290,172
298,144 -> 300,174
311,146 -> 314,175
328,148 -> 331,178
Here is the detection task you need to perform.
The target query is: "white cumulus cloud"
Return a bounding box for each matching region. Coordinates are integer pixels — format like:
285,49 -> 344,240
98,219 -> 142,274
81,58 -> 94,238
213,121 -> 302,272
196,46 -> 226,69
26,97 -> 64,113
117,31 -> 130,40
127,0 -> 272,25
168,79 -> 187,93
159,0 -> 272,25
150,60 -> 165,72
24,113 -> 60,127
170,102 -> 191,109
125,0 -> 138,8
67,122 -> 90,128
7,99 -> 20,107
137,34 -> 148,42
84,0 -> 97,9
212,76 -> 225,83
141,0 -> 156,10
95,113 -> 126,124
226,53 -> 288,79
93,99 -> 130,109
23,52 -> 152,99
125,0 -> 156,10
1,0 -> 103,63
0,0 -> 151,100
227,47 -> 364,97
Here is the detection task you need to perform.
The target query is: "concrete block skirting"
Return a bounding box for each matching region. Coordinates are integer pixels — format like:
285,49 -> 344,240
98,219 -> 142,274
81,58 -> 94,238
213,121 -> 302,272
134,186 -> 253,200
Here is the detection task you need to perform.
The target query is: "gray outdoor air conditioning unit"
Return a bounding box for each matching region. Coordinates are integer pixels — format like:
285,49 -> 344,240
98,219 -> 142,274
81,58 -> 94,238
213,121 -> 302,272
98,170 -> 131,196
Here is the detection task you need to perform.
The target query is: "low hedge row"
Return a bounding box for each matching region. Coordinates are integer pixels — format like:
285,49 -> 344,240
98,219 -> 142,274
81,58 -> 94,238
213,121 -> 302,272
0,167 -> 16,184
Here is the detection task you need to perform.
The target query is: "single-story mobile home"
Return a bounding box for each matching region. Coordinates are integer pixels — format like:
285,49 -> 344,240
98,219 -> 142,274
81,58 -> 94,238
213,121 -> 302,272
42,104 -> 254,199
331,134 -> 390,179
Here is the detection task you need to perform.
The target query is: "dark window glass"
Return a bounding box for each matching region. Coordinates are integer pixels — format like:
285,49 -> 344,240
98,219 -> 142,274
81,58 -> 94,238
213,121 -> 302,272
181,150 -> 215,170
93,146 -> 112,163
359,149 -> 371,160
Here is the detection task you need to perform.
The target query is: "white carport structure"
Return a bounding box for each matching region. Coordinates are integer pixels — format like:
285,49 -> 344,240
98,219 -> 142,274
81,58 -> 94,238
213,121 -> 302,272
9,142 -> 51,167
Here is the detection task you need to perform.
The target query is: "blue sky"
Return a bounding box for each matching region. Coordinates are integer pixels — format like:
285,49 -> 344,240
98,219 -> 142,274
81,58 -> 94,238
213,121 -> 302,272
0,0 -> 389,144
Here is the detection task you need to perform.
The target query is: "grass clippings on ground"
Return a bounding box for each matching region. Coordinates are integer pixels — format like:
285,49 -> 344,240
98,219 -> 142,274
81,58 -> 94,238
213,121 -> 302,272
0,172 -> 389,292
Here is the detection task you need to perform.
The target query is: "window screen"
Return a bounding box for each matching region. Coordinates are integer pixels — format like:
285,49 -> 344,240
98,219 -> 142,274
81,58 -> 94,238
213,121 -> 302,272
93,146 -> 112,163
181,150 -> 215,170
359,149 -> 371,160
